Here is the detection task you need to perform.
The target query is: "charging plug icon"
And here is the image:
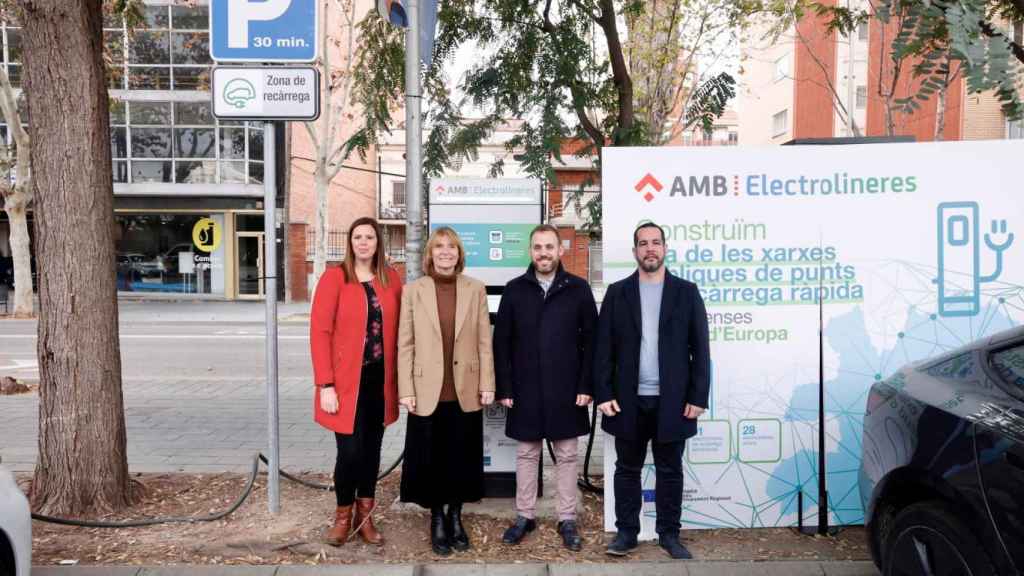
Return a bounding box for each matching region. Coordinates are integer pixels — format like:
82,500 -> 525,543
936,201 -> 1014,317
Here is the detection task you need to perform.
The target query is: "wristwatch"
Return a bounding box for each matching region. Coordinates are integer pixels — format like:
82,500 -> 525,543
321,383 -> 335,389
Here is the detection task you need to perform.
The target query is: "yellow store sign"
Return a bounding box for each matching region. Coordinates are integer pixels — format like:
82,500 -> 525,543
192,218 -> 222,253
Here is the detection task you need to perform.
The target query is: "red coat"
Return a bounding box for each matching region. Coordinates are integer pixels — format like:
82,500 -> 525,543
310,266 -> 403,434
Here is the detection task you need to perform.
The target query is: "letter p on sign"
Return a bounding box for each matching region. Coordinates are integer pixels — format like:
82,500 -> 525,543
228,0 -> 291,48
211,0 -> 317,62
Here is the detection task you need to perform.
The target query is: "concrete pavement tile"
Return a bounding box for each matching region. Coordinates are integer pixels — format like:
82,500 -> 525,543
420,564 -> 548,576
686,561 -> 824,575
32,567 -> 141,576
822,562 -> 879,575
137,567 -> 276,576
276,566 -> 415,576
550,562 -> 690,576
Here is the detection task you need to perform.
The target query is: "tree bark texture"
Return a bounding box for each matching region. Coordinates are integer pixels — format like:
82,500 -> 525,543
19,0 -> 132,515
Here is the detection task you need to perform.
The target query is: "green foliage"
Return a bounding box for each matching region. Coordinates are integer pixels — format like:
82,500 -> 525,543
686,72 -> 737,134
351,0 -> 746,232
823,0 -> 1023,121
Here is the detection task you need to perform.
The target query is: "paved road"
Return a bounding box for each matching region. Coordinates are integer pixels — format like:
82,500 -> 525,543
0,302 -> 603,477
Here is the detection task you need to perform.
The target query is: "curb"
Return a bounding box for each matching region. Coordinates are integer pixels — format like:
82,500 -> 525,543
31,560 -> 879,576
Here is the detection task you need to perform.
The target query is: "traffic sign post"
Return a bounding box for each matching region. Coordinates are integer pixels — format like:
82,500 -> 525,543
210,0 -> 318,62
210,0 -> 321,515
212,67 -> 320,121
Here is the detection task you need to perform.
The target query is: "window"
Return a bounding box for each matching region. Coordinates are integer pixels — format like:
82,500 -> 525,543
1,23 -> 22,88
104,4 -> 211,91
774,54 -> 790,82
115,213 -> 225,295
728,132 -> 738,144
772,110 -> 788,137
991,344 -> 1024,393
858,22 -> 869,41
111,100 -> 264,185
1014,20 -> 1022,46
392,181 -> 407,206
856,85 -> 867,109
1009,120 -> 1024,140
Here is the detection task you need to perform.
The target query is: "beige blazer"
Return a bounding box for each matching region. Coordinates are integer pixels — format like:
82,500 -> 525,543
397,273 -> 495,416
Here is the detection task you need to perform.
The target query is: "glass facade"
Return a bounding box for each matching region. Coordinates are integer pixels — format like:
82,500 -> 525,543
2,4 -> 265,186
104,4 -> 211,92
115,213 -> 226,295
0,2 -> 276,300
110,99 -> 264,185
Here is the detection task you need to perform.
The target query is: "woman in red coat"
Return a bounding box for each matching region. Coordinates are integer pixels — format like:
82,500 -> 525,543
310,217 -> 402,546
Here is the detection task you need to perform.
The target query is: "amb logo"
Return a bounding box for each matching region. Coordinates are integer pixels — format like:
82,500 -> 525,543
635,173 -> 729,202
634,173 -> 662,202
670,175 -> 728,197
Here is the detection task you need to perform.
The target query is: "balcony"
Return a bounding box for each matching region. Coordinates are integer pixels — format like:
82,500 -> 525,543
681,138 -> 739,147
379,202 -> 407,221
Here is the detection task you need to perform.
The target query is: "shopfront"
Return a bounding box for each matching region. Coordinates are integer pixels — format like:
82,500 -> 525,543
1,3 -> 287,303
113,197 -> 277,300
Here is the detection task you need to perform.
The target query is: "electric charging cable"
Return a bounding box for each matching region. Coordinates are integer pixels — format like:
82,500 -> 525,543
544,403 -> 604,495
30,449 -> 407,529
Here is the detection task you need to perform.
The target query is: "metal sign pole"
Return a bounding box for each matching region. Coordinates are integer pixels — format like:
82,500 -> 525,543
405,0 -> 423,283
263,120 -> 281,514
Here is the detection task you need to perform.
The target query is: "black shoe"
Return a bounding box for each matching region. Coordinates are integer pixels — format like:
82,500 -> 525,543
658,533 -> 693,559
502,515 -> 537,544
605,531 -> 638,556
447,503 -> 470,551
430,507 -> 452,556
557,520 -> 583,551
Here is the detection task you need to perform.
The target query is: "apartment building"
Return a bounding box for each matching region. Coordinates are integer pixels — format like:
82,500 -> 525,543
738,1 -> 1023,143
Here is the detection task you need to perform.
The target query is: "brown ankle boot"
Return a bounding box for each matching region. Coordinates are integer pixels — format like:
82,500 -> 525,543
354,497 -> 384,545
325,504 -> 353,546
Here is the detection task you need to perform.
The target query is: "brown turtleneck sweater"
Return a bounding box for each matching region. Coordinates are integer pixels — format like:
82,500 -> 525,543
432,272 -> 458,402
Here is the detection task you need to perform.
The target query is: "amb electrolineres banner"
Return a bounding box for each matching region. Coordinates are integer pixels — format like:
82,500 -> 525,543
602,140 -> 1023,535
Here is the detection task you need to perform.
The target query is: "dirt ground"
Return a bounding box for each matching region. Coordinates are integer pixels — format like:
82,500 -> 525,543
21,470 -> 872,566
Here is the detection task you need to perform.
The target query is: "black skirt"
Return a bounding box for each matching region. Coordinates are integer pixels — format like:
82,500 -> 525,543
400,400 -> 484,508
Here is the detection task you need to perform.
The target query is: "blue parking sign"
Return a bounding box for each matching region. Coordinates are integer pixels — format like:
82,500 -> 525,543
210,0 -> 318,62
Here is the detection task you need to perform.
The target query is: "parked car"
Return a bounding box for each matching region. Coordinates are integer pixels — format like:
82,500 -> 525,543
860,325 -> 1024,576
156,243 -> 195,274
0,457 -> 31,576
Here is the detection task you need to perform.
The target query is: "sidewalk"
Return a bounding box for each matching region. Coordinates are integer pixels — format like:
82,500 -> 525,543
32,561 -> 878,575
114,299 -> 312,324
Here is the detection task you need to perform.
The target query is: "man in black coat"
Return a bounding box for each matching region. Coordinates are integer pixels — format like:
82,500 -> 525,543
594,222 -> 711,560
494,224 -> 598,551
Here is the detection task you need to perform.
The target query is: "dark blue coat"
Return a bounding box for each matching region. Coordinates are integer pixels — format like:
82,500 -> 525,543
593,270 -> 711,442
493,265 -> 598,441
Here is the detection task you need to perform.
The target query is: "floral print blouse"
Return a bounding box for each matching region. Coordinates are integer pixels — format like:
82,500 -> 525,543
362,281 -> 384,365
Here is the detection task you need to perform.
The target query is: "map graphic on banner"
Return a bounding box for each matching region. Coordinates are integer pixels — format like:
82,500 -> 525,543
601,140 -> 1023,535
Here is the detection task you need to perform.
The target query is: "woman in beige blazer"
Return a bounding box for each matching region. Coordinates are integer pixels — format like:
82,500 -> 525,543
398,226 -> 495,556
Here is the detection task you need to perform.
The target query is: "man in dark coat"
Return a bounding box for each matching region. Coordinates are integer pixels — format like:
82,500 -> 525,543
494,224 -> 598,551
594,222 -> 711,560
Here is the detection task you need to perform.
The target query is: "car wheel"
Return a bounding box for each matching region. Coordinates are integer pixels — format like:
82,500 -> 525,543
883,501 -> 995,576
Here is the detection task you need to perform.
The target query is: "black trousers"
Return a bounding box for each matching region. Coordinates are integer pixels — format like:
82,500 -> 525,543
613,395 -> 685,537
333,361 -> 385,507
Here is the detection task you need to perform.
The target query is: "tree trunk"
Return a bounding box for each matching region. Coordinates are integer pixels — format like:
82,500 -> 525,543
20,0 -> 132,515
934,85 -> 947,141
884,97 -> 896,136
3,190 -> 33,317
312,165 -> 328,293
